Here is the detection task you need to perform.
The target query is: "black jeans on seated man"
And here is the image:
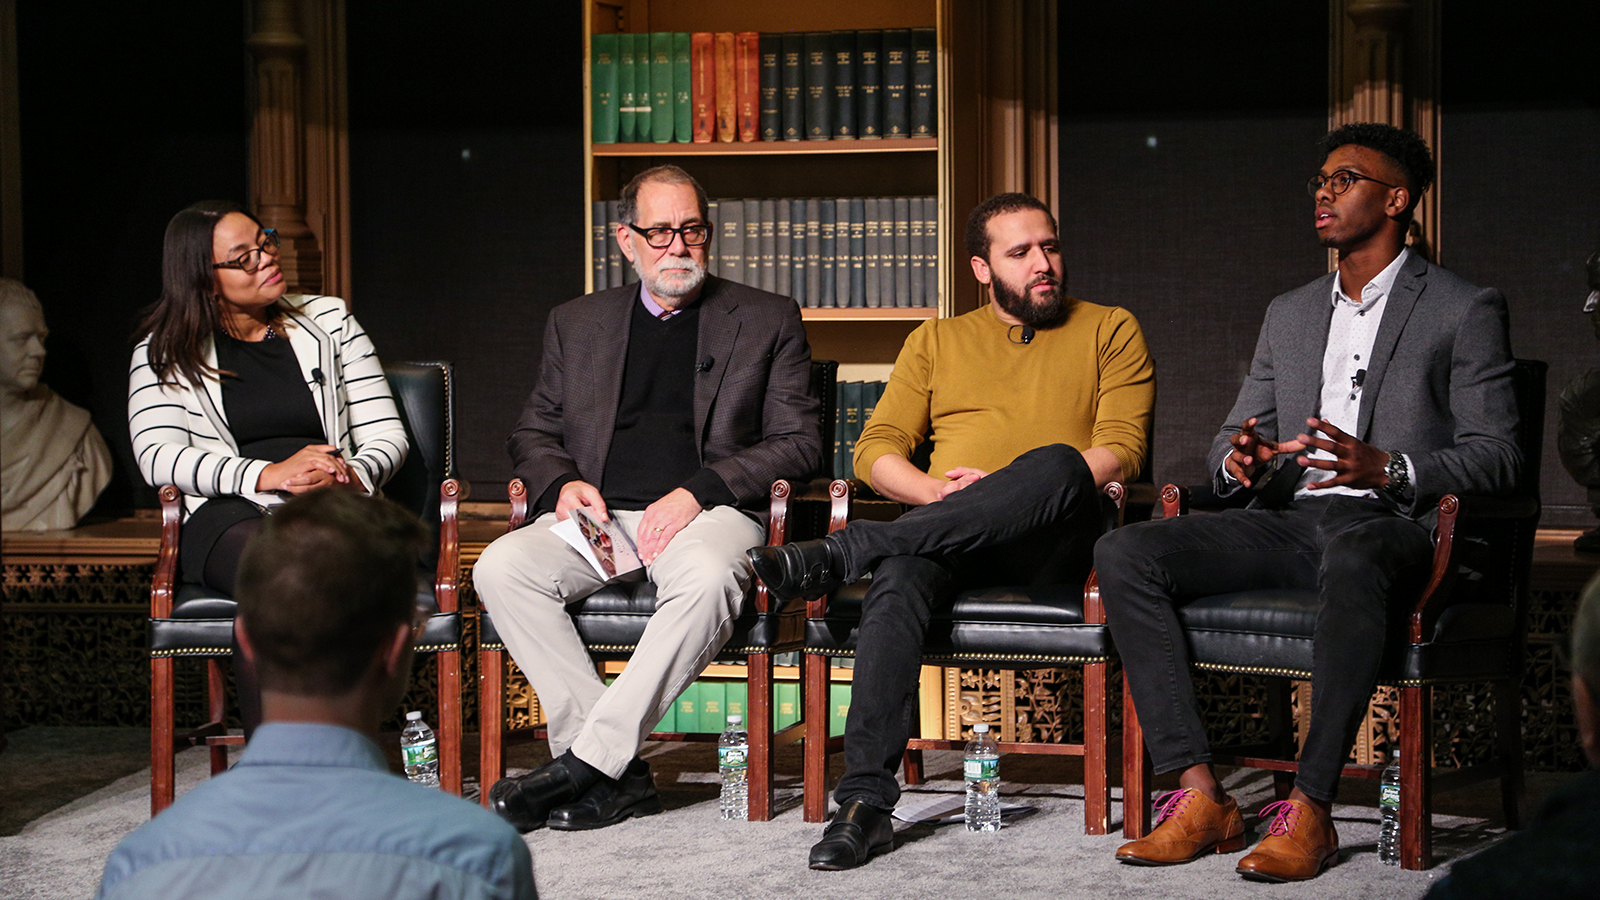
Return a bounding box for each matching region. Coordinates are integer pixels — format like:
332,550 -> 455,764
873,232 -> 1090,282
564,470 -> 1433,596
828,444 -> 1104,809
1095,495 -> 1433,802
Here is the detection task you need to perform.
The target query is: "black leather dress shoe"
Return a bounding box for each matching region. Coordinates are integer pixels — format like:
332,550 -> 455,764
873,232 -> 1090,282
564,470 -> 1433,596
808,799 -> 895,871
747,536 -> 847,606
490,758 -> 583,833
546,766 -> 663,831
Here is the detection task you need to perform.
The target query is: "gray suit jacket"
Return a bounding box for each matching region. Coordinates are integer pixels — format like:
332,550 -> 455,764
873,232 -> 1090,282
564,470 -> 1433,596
508,276 -> 822,512
1207,252 -> 1521,522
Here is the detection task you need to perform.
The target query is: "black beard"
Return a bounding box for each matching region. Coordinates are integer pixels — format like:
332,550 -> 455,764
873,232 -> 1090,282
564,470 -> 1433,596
992,273 -> 1066,328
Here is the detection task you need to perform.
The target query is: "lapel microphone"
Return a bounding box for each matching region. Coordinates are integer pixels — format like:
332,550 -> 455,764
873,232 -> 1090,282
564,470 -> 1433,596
696,355 -> 714,372
1007,324 -> 1035,345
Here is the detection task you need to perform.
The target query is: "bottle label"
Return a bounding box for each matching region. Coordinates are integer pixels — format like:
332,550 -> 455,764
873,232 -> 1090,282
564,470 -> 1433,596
1378,783 -> 1400,808
719,746 -> 747,769
403,738 -> 438,767
964,757 -> 997,780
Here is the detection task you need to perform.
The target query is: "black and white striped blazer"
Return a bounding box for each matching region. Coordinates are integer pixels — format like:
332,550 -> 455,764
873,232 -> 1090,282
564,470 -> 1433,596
127,294 -> 408,520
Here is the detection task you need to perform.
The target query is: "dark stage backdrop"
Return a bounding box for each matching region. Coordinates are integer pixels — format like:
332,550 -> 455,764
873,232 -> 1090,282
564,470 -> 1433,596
1440,2 -> 1600,527
1057,3 -> 1329,491
347,4 -> 585,503
15,2 -> 250,514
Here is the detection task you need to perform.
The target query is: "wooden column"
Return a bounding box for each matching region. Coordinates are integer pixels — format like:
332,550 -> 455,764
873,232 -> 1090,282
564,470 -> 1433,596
249,0 -> 321,295
1330,0 -> 1441,263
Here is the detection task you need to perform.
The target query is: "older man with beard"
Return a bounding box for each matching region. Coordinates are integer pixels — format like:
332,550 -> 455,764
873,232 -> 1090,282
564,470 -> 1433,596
476,164 -> 820,833
750,192 -> 1155,870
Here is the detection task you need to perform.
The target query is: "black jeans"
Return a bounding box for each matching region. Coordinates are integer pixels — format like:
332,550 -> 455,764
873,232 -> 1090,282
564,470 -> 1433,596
829,444 -> 1104,808
1095,495 -> 1433,802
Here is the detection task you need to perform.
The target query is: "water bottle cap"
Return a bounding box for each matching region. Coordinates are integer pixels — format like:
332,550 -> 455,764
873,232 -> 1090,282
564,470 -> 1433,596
727,715 -> 743,724
973,723 -> 989,733
406,710 -> 422,721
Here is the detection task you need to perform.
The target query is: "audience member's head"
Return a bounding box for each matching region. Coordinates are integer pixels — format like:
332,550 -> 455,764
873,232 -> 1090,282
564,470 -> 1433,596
1572,573 -> 1600,766
1318,123 -> 1435,220
235,489 -> 425,702
617,164 -> 710,226
964,192 -> 1058,262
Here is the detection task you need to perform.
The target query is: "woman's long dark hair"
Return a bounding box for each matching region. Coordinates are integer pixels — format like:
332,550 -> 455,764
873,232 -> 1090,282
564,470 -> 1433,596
136,200 -> 276,386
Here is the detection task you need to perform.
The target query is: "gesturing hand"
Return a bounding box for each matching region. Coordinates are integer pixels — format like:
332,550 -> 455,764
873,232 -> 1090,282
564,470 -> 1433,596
636,488 -> 703,564
1295,417 -> 1390,491
1224,417 -> 1307,489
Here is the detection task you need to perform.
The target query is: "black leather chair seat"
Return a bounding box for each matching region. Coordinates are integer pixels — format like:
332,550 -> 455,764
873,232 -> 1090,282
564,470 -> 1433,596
806,580 -> 1111,665
480,585 -> 801,658
1178,588 -> 1518,684
153,571 -> 459,657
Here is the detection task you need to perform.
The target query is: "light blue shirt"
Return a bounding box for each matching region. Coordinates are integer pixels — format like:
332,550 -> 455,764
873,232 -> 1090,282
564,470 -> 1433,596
95,723 -> 536,900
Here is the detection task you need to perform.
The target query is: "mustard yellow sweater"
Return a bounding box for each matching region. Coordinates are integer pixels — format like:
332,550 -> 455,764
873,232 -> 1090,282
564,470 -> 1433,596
854,299 -> 1155,489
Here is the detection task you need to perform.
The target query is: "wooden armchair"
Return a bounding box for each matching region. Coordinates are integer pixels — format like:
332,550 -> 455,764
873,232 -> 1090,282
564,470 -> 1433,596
477,359 -> 837,820
1122,359 -> 1546,869
800,477 -> 1153,833
148,361 -> 466,813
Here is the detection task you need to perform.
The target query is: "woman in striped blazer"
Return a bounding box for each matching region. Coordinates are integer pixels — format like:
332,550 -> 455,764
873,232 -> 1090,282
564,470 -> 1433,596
127,200 -> 408,732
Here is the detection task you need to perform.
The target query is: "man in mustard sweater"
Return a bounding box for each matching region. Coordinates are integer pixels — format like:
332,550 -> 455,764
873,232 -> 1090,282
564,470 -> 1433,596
750,192 -> 1155,870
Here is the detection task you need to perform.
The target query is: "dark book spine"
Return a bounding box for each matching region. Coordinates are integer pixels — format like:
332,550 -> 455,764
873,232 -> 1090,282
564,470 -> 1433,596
830,30 -> 855,139
803,32 -> 832,141
592,201 -> 609,289
923,195 -> 939,307
855,31 -> 883,139
607,200 -> 627,285
840,381 -> 863,480
804,198 -> 821,306
882,29 -> 910,138
780,34 -> 805,142
618,34 -> 638,143
834,198 -> 852,306
591,34 -> 618,143
909,196 -> 925,309
789,199 -> 807,304
691,32 -> 715,142
758,34 -> 781,141
759,199 -> 777,292
818,199 -> 836,308
910,27 -> 936,138
893,196 -> 911,306
877,196 -> 894,304
720,198 -> 744,284
743,198 -> 762,287
775,200 -> 792,297
849,197 -> 866,307
863,197 -> 881,308
706,199 -> 720,276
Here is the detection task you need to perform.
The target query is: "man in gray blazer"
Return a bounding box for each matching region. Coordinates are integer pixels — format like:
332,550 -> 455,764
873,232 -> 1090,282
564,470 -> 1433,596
475,165 -> 820,833
1097,124 -> 1520,882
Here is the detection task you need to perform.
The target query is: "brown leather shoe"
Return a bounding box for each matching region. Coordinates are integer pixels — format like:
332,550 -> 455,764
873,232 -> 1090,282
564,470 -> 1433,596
1236,799 -> 1339,882
1116,788 -> 1247,865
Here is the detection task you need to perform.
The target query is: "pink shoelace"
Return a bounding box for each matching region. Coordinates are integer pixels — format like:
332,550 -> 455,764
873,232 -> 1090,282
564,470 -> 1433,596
1151,789 -> 1195,825
1258,800 -> 1302,836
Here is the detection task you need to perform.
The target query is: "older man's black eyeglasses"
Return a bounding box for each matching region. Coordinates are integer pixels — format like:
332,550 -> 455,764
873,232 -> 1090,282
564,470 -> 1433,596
212,229 -> 281,274
625,222 -> 711,249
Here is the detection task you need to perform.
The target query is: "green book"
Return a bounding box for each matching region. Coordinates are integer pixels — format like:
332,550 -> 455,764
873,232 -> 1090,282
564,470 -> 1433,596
591,34 -> 619,143
829,682 -> 851,737
672,32 -> 692,142
775,681 -> 799,731
699,680 -> 727,734
650,32 -> 675,143
726,680 -> 749,724
676,680 -> 699,732
619,33 -> 639,143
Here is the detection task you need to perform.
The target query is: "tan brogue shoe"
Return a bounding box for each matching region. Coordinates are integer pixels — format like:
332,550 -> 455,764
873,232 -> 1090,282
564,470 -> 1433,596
1116,788 -> 1247,865
1236,799 -> 1339,882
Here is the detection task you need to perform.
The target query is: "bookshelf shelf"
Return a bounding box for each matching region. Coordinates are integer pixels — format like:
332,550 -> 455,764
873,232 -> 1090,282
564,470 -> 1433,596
593,138 -> 939,157
801,306 -> 936,322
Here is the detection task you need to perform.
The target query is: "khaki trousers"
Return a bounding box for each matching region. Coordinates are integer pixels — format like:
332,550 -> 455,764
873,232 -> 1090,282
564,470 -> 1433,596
473,506 -> 762,778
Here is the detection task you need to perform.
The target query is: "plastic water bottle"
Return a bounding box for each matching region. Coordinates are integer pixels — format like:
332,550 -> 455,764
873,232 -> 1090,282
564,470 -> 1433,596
964,722 -> 1001,832
718,714 -> 749,820
400,710 -> 440,787
1378,748 -> 1401,865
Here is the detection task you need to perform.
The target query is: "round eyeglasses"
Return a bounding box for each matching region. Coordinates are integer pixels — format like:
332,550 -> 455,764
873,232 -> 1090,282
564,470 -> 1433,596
625,222 -> 711,249
1306,170 -> 1399,198
212,229 -> 281,274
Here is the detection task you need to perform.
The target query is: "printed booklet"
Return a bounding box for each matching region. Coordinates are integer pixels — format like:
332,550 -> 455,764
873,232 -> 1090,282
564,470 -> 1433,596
550,507 -> 645,582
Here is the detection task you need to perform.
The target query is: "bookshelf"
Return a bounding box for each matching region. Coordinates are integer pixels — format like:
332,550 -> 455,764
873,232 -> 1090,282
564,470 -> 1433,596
581,0 -> 961,383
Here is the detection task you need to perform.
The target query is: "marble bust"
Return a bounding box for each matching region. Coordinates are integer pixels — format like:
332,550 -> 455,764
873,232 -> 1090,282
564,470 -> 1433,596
0,278 -> 112,531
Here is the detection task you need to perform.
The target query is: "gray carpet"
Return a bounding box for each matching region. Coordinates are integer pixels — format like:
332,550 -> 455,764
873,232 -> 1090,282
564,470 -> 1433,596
0,726 -> 1560,900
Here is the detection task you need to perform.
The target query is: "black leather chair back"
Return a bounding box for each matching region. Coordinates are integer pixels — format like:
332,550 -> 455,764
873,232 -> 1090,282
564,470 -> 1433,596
383,362 -> 454,571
